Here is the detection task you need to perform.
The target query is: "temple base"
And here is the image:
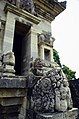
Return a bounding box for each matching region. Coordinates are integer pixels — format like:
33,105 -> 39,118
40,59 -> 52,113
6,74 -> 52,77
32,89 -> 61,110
35,108 -> 78,119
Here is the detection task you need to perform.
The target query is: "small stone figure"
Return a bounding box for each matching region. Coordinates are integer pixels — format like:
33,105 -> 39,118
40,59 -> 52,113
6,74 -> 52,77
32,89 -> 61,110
31,77 -> 55,113
38,32 -> 54,46
3,51 -> 15,66
20,0 -> 35,14
63,79 -> 73,109
55,89 -> 61,111
59,83 -> 68,111
55,79 -> 72,112
38,34 -> 45,42
16,0 -> 20,8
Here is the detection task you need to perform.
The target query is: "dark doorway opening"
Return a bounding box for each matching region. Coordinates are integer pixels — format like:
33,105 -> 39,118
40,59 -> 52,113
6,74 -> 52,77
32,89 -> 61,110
13,21 -> 31,76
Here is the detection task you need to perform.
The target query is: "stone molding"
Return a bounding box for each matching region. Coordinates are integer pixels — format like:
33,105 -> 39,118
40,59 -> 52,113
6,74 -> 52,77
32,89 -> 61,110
35,108 -> 78,119
33,0 -> 66,22
4,3 -> 41,25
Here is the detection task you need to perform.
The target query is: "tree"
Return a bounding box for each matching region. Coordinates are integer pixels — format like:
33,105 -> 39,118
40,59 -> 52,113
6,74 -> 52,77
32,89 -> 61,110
53,49 -> 61,67
62,65 -> 76,80
53,49 -> 76,80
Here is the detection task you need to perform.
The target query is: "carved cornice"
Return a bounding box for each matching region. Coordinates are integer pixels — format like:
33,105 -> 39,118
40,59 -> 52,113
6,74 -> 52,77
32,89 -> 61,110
33,0 -> 66,22
4,3 -> 41,24
4,0 -> 66,22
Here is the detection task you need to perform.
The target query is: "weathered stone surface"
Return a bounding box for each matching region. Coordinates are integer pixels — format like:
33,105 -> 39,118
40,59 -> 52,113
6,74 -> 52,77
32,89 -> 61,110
31,77 -> 55,113
35,108 -> 78,119
20,0 -> 35,14
38,32 -> 55,46
3,52 -> 15,66
6,0 -> 35,14
0,0 -> 67,119
30,59 -> 73,113
0,77 -> 26,88
0,52 -> 15,76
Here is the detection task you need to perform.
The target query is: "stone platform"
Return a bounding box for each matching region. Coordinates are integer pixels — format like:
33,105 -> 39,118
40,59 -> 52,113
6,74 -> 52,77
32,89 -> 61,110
0,76 -> 27,119
36,108 -> 78,119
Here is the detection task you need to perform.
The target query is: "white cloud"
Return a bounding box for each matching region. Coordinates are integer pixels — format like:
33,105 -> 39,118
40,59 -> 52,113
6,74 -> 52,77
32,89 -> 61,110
52,0 -> 79,78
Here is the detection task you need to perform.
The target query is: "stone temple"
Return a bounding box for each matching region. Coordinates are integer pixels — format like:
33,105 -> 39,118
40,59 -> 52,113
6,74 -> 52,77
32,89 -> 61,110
0,0 -> 78,119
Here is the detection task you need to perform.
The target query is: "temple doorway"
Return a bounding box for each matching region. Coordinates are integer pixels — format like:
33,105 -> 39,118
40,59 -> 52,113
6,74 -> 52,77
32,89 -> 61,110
13,21 -> 31,76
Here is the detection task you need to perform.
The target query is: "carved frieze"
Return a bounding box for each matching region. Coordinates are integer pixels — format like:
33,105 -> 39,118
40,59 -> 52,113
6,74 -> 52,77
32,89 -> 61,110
6,0 -> 35,14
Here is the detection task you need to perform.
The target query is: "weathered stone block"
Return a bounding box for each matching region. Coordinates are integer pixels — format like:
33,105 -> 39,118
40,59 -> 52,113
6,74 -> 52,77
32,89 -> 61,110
0,77 -> 26,88
35,108 -> 78,119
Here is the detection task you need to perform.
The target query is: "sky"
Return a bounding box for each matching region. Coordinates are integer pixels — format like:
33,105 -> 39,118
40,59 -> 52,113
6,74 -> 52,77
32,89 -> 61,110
51,0 -> 79,78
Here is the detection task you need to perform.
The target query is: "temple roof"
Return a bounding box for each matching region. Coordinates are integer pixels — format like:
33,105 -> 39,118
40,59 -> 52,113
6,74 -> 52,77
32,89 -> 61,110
33,0 -> 67,22
5,0 -> 66,22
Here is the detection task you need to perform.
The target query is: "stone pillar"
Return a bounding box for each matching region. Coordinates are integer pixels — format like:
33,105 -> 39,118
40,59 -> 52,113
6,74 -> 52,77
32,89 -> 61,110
3,11 -> 16,53
19,97 -> 27,119
50,48 -> 53,62
0,20 -> 4,53
31,28 -> 38,60
39,45 -> 44,60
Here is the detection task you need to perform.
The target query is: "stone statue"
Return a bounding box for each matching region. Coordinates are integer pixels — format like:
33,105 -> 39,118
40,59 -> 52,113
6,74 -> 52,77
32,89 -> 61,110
38,32 -> 54,46
16,0 -> 20,8
55,79 -> 72,112
20,0 -> 35,14
55,88 -> 61,111
38,34 -> 45,42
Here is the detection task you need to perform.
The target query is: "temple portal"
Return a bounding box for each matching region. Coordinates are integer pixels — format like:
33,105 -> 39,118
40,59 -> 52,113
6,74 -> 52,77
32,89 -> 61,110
13,21 -> 31,75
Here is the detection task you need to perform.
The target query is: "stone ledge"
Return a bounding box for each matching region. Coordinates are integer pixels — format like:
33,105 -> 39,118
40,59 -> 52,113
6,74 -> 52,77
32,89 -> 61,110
0,77 -> 27,88
35,108 -> 78,119
4,3 -> 41,25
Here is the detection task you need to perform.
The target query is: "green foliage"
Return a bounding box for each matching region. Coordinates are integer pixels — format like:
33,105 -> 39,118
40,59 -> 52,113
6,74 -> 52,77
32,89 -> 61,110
53,49 -> 61,67
53,49 -> 76,80
62,65 -> 76,80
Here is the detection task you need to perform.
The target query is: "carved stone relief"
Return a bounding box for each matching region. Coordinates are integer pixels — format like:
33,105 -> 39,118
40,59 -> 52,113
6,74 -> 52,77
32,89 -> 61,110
0,52 -> 15,76
30,58 -> 73,113
6,0 -> 35,14
38,32 -> 55,46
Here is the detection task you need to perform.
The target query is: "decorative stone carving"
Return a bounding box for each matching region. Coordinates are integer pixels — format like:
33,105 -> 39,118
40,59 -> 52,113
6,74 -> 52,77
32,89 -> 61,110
6,0 -> 35,14
30,58 -> 73,113
38,32 -> 55,46
3,52 -> 15,66
31,77 -> 55,113
0,52 -> 15,76
16,0 -> 20,8
38,34 -> 45,42
7,0 -> 16,5
20,0 -> 35,14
